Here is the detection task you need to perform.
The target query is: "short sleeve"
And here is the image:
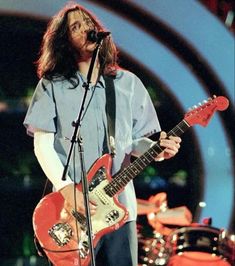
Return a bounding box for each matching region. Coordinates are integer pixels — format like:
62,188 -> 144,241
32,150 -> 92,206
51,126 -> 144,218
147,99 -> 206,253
132,75 -> 161,139
23,79 -> 57,136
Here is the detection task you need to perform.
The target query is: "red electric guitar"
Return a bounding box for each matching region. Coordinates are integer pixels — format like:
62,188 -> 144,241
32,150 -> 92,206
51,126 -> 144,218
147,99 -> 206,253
33,96 -> 229,266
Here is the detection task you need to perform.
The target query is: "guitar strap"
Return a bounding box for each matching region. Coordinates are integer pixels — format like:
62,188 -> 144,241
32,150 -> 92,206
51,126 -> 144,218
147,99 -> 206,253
103,75 -> 116,157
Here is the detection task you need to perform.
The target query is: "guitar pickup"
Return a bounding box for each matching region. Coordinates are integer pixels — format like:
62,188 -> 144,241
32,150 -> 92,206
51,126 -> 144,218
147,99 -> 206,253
105,210 -> 119,224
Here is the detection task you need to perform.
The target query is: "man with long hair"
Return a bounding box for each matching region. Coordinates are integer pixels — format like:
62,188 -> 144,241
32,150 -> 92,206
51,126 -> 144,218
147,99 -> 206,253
24,3 -> 181,266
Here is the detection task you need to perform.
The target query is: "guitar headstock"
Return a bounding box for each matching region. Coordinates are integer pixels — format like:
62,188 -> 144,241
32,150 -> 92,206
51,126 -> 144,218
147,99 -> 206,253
184,96 -> 229,127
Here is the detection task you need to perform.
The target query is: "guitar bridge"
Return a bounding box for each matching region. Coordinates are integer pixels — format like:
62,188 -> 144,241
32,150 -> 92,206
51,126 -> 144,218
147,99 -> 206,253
48,223 -> 73,246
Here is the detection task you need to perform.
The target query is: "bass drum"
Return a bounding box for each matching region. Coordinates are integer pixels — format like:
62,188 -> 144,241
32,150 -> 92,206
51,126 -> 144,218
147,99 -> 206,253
167,225 -> 234,266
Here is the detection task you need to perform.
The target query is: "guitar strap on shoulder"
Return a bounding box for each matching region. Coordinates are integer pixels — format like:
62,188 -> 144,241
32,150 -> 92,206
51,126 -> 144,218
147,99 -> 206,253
103,75 -> 116,157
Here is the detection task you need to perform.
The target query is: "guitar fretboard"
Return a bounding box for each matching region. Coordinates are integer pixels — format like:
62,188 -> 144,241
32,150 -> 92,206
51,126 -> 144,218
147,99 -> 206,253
104,119 -> 190,197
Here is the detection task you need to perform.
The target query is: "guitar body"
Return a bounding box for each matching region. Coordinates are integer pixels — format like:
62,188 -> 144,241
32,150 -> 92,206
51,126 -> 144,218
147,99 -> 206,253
33,153 -> 129,266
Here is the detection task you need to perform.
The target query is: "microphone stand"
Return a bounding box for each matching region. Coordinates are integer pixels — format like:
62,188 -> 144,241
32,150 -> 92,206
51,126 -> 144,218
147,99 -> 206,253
62,37 -> 104,266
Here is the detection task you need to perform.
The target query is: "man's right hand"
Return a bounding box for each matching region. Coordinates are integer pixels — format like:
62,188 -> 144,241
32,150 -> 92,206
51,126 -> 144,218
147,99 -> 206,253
59,183 -> 97,215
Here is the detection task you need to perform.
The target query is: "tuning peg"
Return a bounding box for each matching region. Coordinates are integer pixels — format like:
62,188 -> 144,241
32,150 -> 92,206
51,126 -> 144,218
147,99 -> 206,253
203,100 -> 208,104
213,95 -> 217,98
193,105 -> 198,109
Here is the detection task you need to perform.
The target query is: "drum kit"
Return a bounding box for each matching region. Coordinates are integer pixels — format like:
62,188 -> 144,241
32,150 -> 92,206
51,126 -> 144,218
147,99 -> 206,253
137,193 -> 235,266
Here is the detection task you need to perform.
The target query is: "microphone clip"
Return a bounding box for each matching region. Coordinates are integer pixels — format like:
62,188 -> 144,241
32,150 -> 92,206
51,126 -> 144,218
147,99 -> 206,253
87,30 -> 111,43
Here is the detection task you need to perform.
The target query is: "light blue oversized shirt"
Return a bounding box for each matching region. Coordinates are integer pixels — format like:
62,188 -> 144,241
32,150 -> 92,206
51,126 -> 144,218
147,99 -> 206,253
24,69 -> 161,221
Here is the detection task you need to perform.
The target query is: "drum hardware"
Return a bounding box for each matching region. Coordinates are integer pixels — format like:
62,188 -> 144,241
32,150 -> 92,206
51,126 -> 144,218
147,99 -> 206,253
139,232 -> 170,266
167,225 -> 234,266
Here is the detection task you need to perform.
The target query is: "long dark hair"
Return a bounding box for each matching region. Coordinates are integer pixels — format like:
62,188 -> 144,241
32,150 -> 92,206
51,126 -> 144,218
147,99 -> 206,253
36,2 -> 119,81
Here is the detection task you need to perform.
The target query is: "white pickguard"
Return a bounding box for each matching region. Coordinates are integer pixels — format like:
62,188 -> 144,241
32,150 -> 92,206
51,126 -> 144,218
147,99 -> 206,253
89,178 -> 127,234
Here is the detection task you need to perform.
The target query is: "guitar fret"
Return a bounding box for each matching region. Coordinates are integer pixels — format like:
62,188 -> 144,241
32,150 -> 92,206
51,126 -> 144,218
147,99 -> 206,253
116,176 -> 126,187
144,155 -> 153,164
112,180 -> 122,191
176,124 -> 185,133
106,184 -> 117,196
139,155 -> 151,165
106,183 -> 119,196
119,172 -> 130,184
115,174 -> 125,187
134,159 -> 146,170
106,177 -> 122,196
111,181 -> 121,194
146,150 -> 156,160
170,125 -> 183,136
168,120 -> 189,137
109,171 -> 133,197
153,143 -> 163,152
122,172 -> 131,184
128,164 -> 139,175
127,164 -> 139,177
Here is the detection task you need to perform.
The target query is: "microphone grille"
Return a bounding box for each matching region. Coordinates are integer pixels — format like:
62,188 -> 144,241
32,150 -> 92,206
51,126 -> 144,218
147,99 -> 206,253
87,30 -> 97,42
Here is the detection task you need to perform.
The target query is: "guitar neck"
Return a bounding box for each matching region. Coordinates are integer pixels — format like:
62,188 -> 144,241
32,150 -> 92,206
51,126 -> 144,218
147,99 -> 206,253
104,119 -> 190,197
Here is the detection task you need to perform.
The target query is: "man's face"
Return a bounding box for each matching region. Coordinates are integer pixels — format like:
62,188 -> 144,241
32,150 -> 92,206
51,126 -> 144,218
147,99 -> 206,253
67,10 -> 96,59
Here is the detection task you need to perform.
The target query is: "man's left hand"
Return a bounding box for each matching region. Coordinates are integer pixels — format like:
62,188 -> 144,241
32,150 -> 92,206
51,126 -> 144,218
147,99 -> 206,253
156,131 -> 181,161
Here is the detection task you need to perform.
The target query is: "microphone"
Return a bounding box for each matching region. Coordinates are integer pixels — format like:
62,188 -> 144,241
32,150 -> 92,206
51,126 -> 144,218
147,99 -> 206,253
87,30 -> 111,42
